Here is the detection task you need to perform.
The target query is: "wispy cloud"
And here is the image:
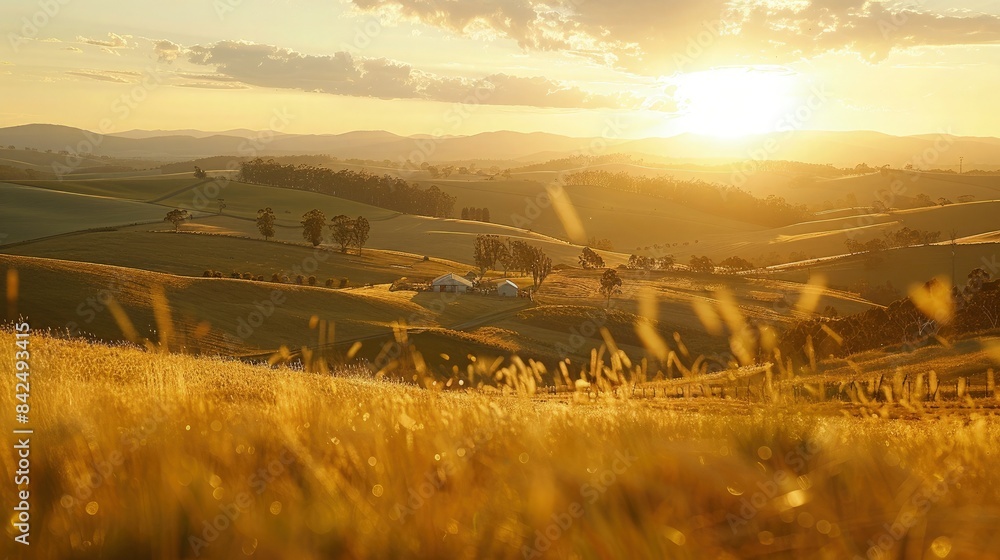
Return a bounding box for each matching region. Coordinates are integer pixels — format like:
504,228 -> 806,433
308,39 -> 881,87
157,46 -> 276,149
65,70 -> 131,83
182,40 -> 635,110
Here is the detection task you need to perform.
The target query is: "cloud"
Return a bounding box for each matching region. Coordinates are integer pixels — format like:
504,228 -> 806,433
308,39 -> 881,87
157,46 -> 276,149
62,46 -> 82,53
175,72 -> 244,82
176,82 -> 250,90
348,0 -> 1000,73
77,32 -> 132,49
183,40 -> 627,109
153,40 -> 182,63
65,71 -> 131,83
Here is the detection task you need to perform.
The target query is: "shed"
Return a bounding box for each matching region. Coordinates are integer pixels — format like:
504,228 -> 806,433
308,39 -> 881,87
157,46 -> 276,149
432,273 -> 473,293
497,280 -> 519,298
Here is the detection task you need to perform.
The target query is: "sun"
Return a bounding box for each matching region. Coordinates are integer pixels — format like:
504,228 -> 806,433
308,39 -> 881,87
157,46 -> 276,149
669,67 -> 798,138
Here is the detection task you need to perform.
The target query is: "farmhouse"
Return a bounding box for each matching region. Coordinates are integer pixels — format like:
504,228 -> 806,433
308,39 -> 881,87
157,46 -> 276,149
497,279 -> 519,298
432,273 -> 473,293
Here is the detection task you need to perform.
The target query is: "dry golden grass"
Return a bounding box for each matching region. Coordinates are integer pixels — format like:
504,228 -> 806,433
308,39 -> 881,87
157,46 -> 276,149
4,330 -> 1000,559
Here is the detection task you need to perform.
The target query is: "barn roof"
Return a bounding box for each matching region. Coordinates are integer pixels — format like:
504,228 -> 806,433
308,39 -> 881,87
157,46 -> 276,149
432,273 -> 474,287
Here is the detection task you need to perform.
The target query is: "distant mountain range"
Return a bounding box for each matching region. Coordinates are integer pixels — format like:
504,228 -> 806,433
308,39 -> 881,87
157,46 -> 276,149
1,124 -> 997,169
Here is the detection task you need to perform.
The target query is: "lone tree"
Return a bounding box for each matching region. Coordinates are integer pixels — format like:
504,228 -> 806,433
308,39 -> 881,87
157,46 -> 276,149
194,166 -> 208,179
353,216 -> 370,254
256,207 -> 276,241
301,209 -> 327,247
579,246 -> 605,269
330,215 -> 355,253
599,268 -> 623,307
164,209 -> 189,231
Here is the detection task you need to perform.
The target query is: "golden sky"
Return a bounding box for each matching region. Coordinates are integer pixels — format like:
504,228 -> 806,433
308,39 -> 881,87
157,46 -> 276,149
2,0 -> 999,139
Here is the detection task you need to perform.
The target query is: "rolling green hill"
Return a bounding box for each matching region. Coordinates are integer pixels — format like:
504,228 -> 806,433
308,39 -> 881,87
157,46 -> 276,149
0,182 -> 171,244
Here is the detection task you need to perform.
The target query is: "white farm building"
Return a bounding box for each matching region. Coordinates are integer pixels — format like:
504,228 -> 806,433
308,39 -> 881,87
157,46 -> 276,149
497,280 -> 519,298
431,273 -> 473,293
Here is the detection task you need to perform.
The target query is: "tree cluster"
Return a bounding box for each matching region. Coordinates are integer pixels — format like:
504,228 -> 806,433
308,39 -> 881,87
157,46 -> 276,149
779,269 -> 1000,363
239,158 -> 455,218
847,228 -> 941,255
579,247 -> 605,269
625,254 -> 674,271
473,235 -> 552,289
718,256 -> 755,272
587,236 -> 614,251
688,256 -> 715,273
299,209 -> 370,253
565,170 -> 810,227
461,207 -> 491,222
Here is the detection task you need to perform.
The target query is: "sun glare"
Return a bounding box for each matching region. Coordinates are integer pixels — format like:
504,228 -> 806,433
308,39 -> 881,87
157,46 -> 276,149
670,67 -> 797,138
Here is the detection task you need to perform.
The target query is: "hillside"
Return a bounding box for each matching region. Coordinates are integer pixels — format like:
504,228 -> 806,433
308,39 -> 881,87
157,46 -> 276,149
3,175 -> 621,266
4,124 -> 999,168
4,330 -> 1000,558
0,253 -> 435,355
0,182 -> 171,244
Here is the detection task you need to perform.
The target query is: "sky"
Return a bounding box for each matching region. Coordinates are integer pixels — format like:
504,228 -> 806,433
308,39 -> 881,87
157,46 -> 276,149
1,0 -> 999,139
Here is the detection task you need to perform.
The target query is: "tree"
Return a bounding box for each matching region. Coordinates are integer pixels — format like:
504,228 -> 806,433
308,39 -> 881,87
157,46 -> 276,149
461,207 -> 469,220
481,208 -> 491,223
719,256 -> 755,272
495,242 -> 511,277
587,236 -> 614,251
194,166 -> 208,179
579,247 -> 605,269
256,207 -> 276,241
528,246 -> 552,289
301,209 -> 327,247
164,209 -> 189,231
473,234 -> 504,278
353,216 -> 370,254
689,255 -> 715,273
329,215 -> 355,253
968,268 -> 992,292
599,269 -> 623,307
